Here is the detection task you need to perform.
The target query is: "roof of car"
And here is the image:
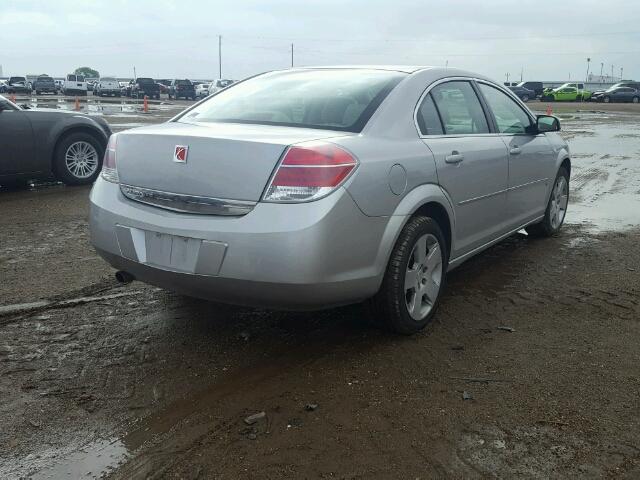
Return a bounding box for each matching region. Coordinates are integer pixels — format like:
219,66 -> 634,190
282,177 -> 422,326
294,65 -> 432,73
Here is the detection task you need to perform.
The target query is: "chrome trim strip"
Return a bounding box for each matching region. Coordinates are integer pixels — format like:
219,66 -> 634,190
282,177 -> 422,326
507,177 -> 549,192
458,188 -> 508,206
120,184 -> 256,216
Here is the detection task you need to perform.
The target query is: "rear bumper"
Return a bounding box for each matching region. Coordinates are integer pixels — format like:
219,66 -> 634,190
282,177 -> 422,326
90,178 -> 399,309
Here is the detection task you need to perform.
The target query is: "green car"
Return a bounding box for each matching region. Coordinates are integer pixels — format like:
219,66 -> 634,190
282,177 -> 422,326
541,83 -> 592,101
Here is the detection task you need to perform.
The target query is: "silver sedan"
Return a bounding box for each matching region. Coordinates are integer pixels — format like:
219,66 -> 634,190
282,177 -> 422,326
90,66 -> 570,334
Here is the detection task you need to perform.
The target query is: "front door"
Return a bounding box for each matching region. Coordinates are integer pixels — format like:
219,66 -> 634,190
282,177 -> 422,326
417,80 -> 510,258
476,83 -> 557,227
0,100 -> 36,176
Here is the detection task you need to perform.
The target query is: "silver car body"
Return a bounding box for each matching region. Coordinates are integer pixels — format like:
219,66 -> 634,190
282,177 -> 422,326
90,66 -> 569,309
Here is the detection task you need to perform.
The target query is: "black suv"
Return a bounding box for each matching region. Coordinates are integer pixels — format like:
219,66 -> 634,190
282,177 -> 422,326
33,75 -> 57,95
168,79 -> 196,100
129,77 -> 160,99
514,81 -> 543,98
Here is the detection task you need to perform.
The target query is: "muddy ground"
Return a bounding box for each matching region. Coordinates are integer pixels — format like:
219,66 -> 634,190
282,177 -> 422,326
0,103 -> 639,479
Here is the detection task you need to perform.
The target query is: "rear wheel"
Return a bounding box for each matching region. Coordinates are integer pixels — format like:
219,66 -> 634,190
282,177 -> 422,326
368,216 -> 448,335
53,132 -> 104,185
526,167 -> 569,237
603,96 -> 611,103
521,94 -> 529,102
632,96 -> 639,103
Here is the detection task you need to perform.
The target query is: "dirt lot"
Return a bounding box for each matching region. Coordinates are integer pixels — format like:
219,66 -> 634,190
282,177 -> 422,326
1,102 -> 639,479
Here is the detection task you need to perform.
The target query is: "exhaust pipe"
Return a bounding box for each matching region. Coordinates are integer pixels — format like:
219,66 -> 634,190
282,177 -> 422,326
115,271 -> 135,284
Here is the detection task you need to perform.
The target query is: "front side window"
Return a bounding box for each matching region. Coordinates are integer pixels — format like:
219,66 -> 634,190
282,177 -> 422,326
179,69 -> 406,133
478,83 -> 533,134
430,81 -> 489,135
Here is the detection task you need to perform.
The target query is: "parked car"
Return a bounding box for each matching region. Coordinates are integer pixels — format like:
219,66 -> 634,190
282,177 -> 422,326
95,77 -> 121,97
54,79 -> 64,93
542,83 -> 591,101
129,77 -> 160,99
62,74 -> 88,96
168,79 -> 196,100
508,85 -> 535,102
195,83 -> 209,99
33,75 -> 57,95
208,78 -> 235,95
0,81 -> 7,93
0,94 -> 111,185
6,76 -> 32,94
89,66 -> 569,335
591,86 -> 640,103
157,83 -> 169,95
514,81 -> 543,97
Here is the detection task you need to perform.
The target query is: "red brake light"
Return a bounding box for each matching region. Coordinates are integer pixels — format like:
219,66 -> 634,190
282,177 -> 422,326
101,134 -> 119,183
263,142 -> 358,202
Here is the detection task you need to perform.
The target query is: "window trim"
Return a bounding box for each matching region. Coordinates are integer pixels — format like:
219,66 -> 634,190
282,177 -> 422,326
413,76 -> 537,138
474,80 -> 538,136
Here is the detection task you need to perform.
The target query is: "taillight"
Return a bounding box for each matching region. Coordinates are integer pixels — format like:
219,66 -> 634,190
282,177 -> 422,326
263,141 -> 358,202
101,134 -> 119,183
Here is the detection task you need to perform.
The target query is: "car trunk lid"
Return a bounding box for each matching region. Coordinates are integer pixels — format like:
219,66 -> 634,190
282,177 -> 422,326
115,122 -> 353,204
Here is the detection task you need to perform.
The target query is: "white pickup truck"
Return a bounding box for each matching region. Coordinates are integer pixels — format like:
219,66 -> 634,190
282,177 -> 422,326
95,77 -> 121,97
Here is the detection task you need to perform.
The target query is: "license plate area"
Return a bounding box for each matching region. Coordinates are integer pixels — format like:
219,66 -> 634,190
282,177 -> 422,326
115,225 -> 227,276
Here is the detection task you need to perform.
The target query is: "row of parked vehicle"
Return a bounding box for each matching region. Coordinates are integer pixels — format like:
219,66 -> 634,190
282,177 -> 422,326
507,80 -> 640,103
0,74 -> 236,101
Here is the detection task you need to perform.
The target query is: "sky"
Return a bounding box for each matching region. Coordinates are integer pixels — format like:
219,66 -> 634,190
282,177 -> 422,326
2,0 -> 639,83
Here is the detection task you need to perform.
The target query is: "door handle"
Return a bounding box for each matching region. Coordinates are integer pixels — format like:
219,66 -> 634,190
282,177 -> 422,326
445,151 -> 464,164
509,146 -> 522,155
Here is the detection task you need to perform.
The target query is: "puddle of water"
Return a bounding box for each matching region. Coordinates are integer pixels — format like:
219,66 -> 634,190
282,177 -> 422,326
28,438 -> 130,480
563,118 -> 640,232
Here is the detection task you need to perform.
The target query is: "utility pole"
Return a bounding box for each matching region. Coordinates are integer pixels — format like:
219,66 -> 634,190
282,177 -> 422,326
520,66 -> 523,82
620,67 -> 623,80
600,62 -> 604,83
291,43 -> 294,68
133,66 -> 136,80
611,64 -> 614,82
505,72 -> 510,85
218,35 -> 222,79
445,60 -> 448,69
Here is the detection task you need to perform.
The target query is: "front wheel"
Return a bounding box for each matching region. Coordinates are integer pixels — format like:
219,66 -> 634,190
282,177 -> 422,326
632,97 -> 639,104
53,132 -> 104,185
521,95 -> 529,102
603,96 -> 610,103
368,216 -> 448,335
526,167 -> 569,237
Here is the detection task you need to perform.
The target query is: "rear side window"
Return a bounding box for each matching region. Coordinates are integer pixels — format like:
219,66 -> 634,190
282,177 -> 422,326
478,83 -> 533,134
416,93 -> 444,135
430,81 -> 489,135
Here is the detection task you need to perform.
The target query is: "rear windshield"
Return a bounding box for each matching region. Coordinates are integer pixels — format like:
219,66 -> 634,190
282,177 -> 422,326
101,77 -> 116,82
176,79 -> 192,85
137,77 -> 154,84
10,76 -> 26,83
179,69 -> 406,132
37,76 -> 53,82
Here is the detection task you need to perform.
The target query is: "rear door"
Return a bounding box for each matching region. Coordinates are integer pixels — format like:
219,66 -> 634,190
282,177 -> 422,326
476,82 -> 556,227
417,80 -> 509,257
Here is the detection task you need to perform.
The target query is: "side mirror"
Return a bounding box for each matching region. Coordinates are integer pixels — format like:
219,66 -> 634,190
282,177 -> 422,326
537,115 -> 560,133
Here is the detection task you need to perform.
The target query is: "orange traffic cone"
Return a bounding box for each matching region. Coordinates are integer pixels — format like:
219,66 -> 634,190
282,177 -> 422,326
143,95 -> 149,114
546,104 -> 552,116
75,96 -> 80,111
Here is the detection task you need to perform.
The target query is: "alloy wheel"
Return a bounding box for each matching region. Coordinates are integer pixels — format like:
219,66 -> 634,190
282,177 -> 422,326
404,234 -> 443,321
65,141 -> 99,179
549,176 -> 569,229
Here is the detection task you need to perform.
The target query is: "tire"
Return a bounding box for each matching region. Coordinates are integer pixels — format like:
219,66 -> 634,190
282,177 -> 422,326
368,215 -> 448,335
632,97 -> 639,104
603,96 -> 610,103
526,167 -> 569,238
53,132 -> 104,186
521,95 -> 529,102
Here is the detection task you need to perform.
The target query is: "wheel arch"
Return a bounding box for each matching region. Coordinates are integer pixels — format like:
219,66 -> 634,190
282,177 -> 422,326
50,126 -> 107,173
560,157 -> 571,177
